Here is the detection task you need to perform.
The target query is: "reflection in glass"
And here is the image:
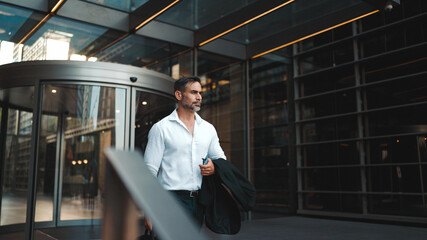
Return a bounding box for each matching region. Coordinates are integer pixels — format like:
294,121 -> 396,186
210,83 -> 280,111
22,16 -> 108,62
35,115 -> 58,222
300,90 -> 356,120
302,141 -> 360,167
366,137 -> 421,165
298,42 -> 353,74
364,73 -> 427,110
362,48 -> 427,84
95,35 -> 189,70
250,54 -> 290,211
60,85 -> 125,221
1,107 -> 33,226
368,194 -> 425,217
365,104 -> 427,137
298,65 -> 355,96
298,24 -> 352,52
197,51 -> 245,173
82,0 -> 148,12
35,84 -> 126,221
0,3 -> 34,42
134,91 -> 176,152
145,50 -> 193,79
303,192 -> 362,213
301,116 -> 358,143
222,0 -> 358,44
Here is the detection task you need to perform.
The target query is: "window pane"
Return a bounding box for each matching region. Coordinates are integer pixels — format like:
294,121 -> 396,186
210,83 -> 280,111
145,50 -> 193,79
299,65 -> 355,96
302,167 -> 361,192
365,104 -> 427,136
39,84 -> 128,221
23,16 -> 108,61
300,90 -> 356,120
35,114 -> 58,222
367,165 -> 423,193
95,35 -> 189,70
303,193 -> 362,213
134,92 -> 176,152
250,54 -> 290,211
197,51 -> 246,173
299,42 -> 353,74
302,141 -> 360,167
364,73 -> 427,110
366,136 -> 421,164
301,116 -> 358,143
0,86 -> 34,227
368,194 -> 425,217
362,46 -> 427,84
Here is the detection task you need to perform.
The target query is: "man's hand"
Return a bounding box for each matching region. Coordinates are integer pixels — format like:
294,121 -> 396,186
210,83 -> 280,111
199,158 -> 215,176
144,217 -> 153,231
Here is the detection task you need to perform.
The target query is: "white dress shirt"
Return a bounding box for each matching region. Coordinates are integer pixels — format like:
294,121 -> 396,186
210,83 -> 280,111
144,109 -> 226,191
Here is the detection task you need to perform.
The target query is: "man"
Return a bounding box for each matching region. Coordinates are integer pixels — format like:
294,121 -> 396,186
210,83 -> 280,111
143,76 -> 226,231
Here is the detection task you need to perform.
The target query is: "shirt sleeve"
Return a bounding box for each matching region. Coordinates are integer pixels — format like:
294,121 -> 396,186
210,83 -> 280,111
143,123 -> 165,176
208,125 -> 227,160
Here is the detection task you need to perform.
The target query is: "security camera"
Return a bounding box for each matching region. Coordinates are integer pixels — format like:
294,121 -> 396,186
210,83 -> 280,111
130,77 -> 137,82
384,1 -> 393,12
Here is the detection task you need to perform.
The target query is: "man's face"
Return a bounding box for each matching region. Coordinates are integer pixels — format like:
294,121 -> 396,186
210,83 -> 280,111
180,81 -> 202,112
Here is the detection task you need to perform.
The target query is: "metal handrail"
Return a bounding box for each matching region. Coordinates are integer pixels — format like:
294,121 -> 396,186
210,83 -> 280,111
103,148 -> 208,240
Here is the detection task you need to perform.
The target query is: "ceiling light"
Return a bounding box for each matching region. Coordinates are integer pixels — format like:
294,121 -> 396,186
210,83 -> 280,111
199,0 -> 295,46
252,10 -> 379,58
51,89 -> 57,93
134,0 -> 180,30
51,0 -> 65,13
142,101 -> 148,105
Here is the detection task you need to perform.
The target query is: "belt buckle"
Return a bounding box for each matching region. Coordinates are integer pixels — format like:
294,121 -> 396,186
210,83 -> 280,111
190,191 -> 198,197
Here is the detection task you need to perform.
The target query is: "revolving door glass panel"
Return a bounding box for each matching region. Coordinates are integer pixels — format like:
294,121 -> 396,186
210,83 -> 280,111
134,90 -> 176,152
36,84 -> 127,222
0,86 -> 34,228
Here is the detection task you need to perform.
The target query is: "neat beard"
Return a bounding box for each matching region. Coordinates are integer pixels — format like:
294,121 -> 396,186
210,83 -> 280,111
182,96 -> 201,112
183,101 -> 201,112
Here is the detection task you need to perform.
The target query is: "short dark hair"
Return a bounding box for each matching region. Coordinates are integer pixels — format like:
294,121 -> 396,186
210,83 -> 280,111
174,76 -> 201,92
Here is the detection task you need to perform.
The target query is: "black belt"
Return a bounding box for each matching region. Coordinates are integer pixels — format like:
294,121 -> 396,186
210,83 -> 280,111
171,190 -> 199,198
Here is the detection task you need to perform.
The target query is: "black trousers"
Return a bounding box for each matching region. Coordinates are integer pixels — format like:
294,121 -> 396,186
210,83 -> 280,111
171,191 -> 204,228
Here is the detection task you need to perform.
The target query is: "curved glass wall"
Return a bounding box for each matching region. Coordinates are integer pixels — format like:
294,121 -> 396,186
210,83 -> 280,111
0,86 -> 34,229
0,61 -> 175,238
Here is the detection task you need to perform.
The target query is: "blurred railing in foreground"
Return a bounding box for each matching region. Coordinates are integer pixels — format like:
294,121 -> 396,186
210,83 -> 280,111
103,148 -> 207,240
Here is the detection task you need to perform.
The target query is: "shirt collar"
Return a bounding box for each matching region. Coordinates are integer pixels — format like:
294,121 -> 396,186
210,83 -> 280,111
170,109 -> 202,124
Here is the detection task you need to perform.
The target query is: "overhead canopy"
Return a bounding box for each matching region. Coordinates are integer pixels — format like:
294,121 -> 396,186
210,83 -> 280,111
0,0 -> 385,60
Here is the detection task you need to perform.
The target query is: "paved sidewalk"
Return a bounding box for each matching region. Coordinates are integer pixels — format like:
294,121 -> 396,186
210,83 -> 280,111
203,216 -> 427,240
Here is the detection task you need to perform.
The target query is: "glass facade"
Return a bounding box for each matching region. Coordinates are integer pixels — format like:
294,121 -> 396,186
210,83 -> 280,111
249,53 -> 292,210
1,96 -> 34,226
295,0 -> 427,217
197,51 -> 246,172
1,0 -> 427,237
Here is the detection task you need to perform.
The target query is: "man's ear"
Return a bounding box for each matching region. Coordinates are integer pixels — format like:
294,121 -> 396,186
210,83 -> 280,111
175,90 -> 182,101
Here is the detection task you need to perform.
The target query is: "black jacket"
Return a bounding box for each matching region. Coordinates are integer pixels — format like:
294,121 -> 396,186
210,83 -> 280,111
199,158 -> 256,234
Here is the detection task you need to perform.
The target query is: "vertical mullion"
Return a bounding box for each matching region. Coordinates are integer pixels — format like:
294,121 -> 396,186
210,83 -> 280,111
0,106 -> 9,218
353,21 -> 368,214
293,43 -> 303,211
25,80 -> 42,240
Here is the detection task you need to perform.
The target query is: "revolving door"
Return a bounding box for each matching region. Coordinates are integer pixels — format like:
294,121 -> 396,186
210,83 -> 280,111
0,61 -> 176,238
